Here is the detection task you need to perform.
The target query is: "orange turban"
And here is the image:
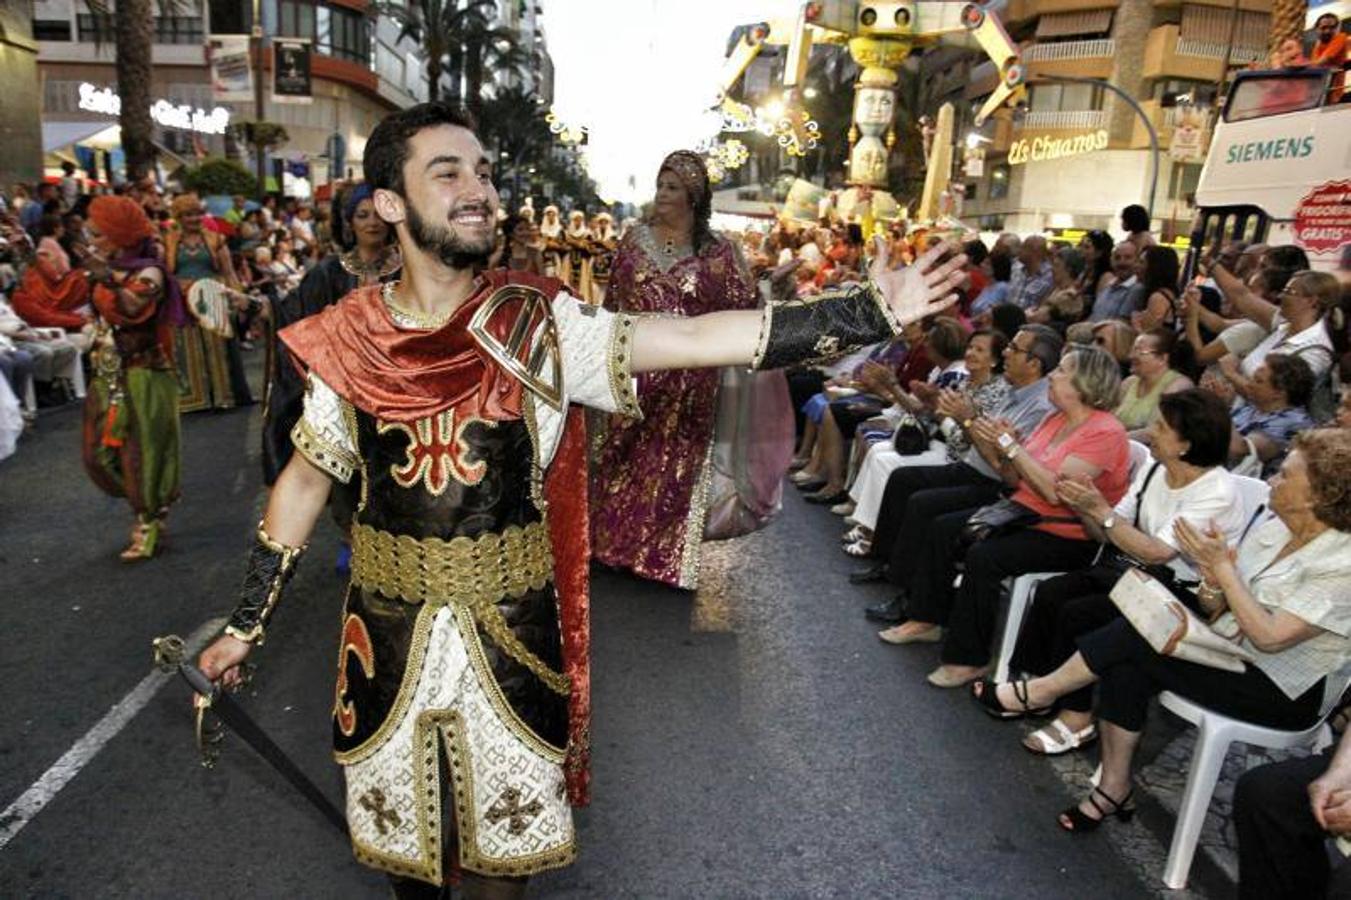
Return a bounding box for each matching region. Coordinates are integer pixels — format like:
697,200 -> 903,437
88,195 -> 156,250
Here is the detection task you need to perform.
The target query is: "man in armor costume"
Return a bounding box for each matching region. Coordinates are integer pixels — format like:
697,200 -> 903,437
197,102 -> 967,899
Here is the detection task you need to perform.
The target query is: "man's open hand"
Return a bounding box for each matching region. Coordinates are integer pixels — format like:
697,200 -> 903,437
870,237 -> 966,328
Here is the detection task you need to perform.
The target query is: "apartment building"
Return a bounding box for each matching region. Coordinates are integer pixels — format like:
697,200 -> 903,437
945,0 -> 1272,237
31,0 -> 434,186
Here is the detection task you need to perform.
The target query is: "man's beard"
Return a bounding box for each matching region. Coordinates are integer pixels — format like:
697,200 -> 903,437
404,198 -> 495,270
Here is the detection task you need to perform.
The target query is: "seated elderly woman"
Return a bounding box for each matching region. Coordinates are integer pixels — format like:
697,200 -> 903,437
1228,353 -> 1316,475
791,336 -> 910,477
1027,247 -> 1087,327
974,429 -> 1351,832
841,328 -> 1009,556
1113,327 -> 1195,441
886,346 -> 1132,688
798,318 -> 965,505
1091,319 -> 1137,377
1003,389 -> 1246,755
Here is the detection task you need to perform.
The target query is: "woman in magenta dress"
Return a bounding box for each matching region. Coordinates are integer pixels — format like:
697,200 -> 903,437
590,150 -> 793,588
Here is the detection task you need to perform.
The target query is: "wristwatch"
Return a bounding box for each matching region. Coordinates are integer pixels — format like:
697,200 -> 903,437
1100,514 -> 1118,530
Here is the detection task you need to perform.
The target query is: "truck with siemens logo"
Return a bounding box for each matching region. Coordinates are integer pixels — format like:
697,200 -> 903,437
1190,67 -> 1348,273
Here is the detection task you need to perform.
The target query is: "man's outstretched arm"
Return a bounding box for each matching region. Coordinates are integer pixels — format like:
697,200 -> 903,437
629,239 -> 967,373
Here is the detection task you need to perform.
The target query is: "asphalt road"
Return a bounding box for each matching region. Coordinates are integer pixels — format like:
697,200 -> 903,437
0,375 -> 1224,898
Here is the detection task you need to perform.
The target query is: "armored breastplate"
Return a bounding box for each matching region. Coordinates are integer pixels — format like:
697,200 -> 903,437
352,407 -> 540,538
334,404 -> 566,758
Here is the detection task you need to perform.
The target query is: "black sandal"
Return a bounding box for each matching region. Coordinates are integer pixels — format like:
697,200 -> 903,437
971,678 -> 1051,720
1058,786 -> 1135,833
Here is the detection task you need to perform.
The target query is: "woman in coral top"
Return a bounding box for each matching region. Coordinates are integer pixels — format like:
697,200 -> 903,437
908,345 -> 1132,687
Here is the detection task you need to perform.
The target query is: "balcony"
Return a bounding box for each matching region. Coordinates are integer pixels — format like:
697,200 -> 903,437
1023,38 -> 1115,80
1005,0 -> 1118,23
1015,109 -> 1111,131
1152,0 -> 1272,11
1143,25 -> 1267,81
1129,98 -> 1214,149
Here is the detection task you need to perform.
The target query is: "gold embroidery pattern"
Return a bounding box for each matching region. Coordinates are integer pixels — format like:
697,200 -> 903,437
348,522 -> 569,696
451,606 -> 567,760
608,313 -> 641,419
866,280 -> 903,335
438,702 -> 575,877
677,434 -> 717,590
377,411 -> 495,496
344,610 -> 575,884
334,601 -> 437,766
291,418 -> 357,482
359,787 -> 403,835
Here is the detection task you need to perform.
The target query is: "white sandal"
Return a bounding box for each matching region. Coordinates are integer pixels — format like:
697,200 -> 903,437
842,538 -> 872,558
1023,719 -> 1097,756
841,525 -> 868,544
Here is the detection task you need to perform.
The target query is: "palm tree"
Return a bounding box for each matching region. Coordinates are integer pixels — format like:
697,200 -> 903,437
377,0 -> 498,103
477,86 -> 550,163
1269,0 -> 1307,55
85,0 -> 168,181
460,18 -> 533,118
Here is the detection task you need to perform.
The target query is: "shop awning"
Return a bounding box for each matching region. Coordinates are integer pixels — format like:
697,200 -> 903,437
42,120 -> 116,152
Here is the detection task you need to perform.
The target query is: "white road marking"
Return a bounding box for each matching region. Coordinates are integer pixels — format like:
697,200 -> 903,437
0,616 -> 227,852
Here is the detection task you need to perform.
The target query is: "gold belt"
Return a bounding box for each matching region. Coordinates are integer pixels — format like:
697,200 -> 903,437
349,520 -> 568,695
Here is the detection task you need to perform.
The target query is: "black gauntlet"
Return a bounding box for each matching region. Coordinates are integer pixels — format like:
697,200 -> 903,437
749,281 -> 901,370
224,525 -> 306,645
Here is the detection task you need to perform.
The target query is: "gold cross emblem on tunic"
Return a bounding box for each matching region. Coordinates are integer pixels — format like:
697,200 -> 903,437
484,786 -> 544,836
359,787 -> 402,835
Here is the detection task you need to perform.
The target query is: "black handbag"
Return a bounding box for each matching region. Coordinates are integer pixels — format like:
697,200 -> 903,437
891,414 -> 930,455
956,497 -> 1078,551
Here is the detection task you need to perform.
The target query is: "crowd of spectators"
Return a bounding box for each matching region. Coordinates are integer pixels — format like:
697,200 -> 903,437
0,172 -> 356,454
758,203 -> 1351,893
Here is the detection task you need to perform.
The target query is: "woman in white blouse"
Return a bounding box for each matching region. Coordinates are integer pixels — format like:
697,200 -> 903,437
999,389 -> 1248,756
975,428 -> 1351,832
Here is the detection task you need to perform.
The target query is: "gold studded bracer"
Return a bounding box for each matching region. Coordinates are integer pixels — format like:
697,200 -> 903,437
749,281 -> 902,371
223,525 -> 307,645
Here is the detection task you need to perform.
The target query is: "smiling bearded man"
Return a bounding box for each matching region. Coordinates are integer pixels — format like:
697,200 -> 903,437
196,101 -> 968,899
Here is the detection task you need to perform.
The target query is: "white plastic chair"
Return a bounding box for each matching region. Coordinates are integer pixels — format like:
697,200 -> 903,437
1157,662 -> 1351,889
1127,439 -> 1151,480
1230,474 -> 1269,526
993,571 -> 1062,683
992,443 -> 1150,681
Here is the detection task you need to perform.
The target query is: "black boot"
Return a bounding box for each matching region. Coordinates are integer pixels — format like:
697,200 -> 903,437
848,563 -> 887,585
865,595 -> 907,624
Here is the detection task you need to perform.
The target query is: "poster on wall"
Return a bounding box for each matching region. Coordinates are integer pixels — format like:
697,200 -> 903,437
209,36 -> 253,102
273,39 -> 313,105
1293,179 -> 1351,257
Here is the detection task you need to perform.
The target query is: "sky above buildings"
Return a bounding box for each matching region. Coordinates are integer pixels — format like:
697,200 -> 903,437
545,0 -> 800,205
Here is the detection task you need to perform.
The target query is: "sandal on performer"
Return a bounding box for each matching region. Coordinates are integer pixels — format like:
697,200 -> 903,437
841,525 -> 867,544
1059,786 -> 1135,833
971,677 -> 1052,720
1023,719 -> 1098,756
119,517 -> 161,562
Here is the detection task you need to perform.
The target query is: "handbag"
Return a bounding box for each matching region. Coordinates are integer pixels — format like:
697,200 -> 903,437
1109,568 -> 1254,672
891,413 -> 930,455
956,497 -> 1078,551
